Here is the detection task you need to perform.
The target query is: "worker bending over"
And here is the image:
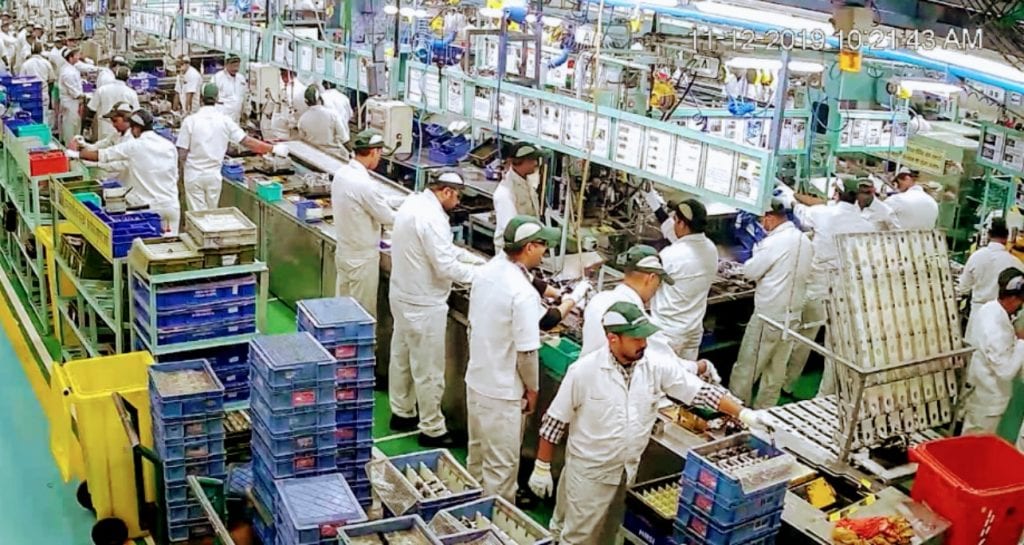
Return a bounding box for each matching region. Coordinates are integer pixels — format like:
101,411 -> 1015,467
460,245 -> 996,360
493,143 -> 543,251
72,101 -> 135,181
729,199 -> 813,408
388,170 -> 484,446
885,171 -> 938,229
68,109 -> 180,234
88,66 -> 139,141
176,83 -> 287,211
297,85 -> 350,160
213,55 -> 246,123
959,218 -> 1024,319
174,56 -> 202,116
530,302 -> 771,545
331,129 -> 395,317
58,47 -> 84,145
96,56 -> 127,89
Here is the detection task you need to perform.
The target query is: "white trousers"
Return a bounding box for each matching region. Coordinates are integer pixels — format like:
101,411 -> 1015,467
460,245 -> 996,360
184,174 -> 223,212
961,388 -> 1009,436
59,99 -> 81,146
729,314 -> 797,409
151,205 -> 181,236
466,388 -> 523,503
388,299 -> 448,437
664,328 -> 702,361
785,300 -> 828,394
334,255 -> 380,318
551,460 -> 628,545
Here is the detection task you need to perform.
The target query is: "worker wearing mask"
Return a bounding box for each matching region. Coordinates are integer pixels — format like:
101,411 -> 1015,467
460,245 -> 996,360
783,178 -> 873,396
331,129 -> 394,317
174,56 -> 202,116
88,66 -> 139,141
465,215 -> 562,503
650,199 -> 718,360
885,170 -> 938,229
388,170 -> 484,447
67,109 -> 181,234
176,83 -> 288,211
961,268 -> 1024,436
213,55 -> 246,123
72,101 -> 135,181
729,199 -> 814,409
493,142 -> 543,251
530,302 -> 772,545
297,85 -> 350,160
320,81 -> 353,135
959,218 -> 1024,318
18,42 -> 53,121
58,47 -> 84,145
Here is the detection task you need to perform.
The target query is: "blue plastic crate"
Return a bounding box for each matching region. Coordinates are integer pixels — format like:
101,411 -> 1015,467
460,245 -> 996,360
167,520 -> 214,543
250,333 -> 336,387
338,516 -> 442,545
252,410 -> 337,456
133,273 -> 258,311
319,339 -> 376,361
166,499 -> 206,524
624,509 -> 677,545
252,433 -> 337,479
679,478 -> 786,528
165,481 -> 190,504
674,507 -> 782,545
163,454 -> 228,484
250,390 -> 336,433
673,529 -> 777,545
387,450 -> 484,520
334,358 -> 375,382
149,360 -> 225,420
153,414 -> 224,442
277,473 -> 367,544
225,386 -> 250,404
216,363 -> 250,389
156,433 -> 226,462
682,433 -> 791,506
296,297 -> 376,344
135,317 -> 257,346
335,400 -> 374,424
253,509 -> 275,545
337,460 -> 370,483
227,463 -> 253,497
133,294 -> 257,329
251,372 -> 336,411
352,482 -> 371,505
335,379 -> 375,403
336,441 -> 372,464
163,343 -> 249,370
335,420 -> 373,444
252,462 -> 278,511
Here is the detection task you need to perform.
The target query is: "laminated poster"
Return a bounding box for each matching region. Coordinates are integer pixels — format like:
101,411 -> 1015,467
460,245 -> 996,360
564,109 -> 588,150
473,87 -> 493,123
614,122 -> 644,169
703,147 -> 734,196
1003,134 -> 1024,172
865,120 -> 882,147
735,156 -> 762,205
540,102 -> 563,143
448,80 -> 464,114
424,74 -> 442,110
274,37 -> 291,65
981,130 -> 1005,163
298,44 -> 313,72
587,115 -> 611,159
313,48 -> 326,74
406,69 -> 423,104
358,64 -> 368,92
744,119 -> 764,149
644,129 -> 674,178
333,51 -> 347,81
497,93 -> 517,130
891,121 -> 908,148
519,98 -> 539,135
673,137 -> 701,184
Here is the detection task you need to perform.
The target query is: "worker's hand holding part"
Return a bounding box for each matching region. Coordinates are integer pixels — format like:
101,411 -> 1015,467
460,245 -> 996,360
739,408 -> 774,433
65,149 -> 80,159
697,359 -> 722,384
643,187 -> 665,211
69,135 -> 86,151
528,461 -> 554,498
566,280 -> 592,306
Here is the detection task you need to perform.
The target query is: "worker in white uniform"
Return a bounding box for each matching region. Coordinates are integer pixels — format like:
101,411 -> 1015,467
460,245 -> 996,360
72,101 -> 135,181
174,56 -> 202,116
331,129 -> 394,317
45,35 -> 64,71
783,178 -> 874,396
13,32 -> 33,72
176,83 -> 287,211
57,47 -> 84,145
465,215 -> 562,503
961,268 -> 1024,436
729,199 -> 814,409
857,182 -> 900,231
492,142 -> 543,251
88,66 -> 139,141
0,21 -> 17,67
529,302 -> 772,545
388,170 -> 483,446
297,85 -> 350,160
884,171 -> 939,230
212,55 -> 246,123
321,81 -> 353,135
959,218 -> 1024,319
67,109 -> 181,234
17,42 -> 52,123
650,199 -> 718,360
95,56 -> 126,90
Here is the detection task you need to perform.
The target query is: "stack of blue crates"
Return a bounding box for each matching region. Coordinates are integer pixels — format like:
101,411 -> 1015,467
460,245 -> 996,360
6,76 -> 45,123
296,297 -> 376,506
158,343 -> 252,404
249,332 -> 339,543
149,360 -> 227,543
132,273 -> 258,348
673,434 -> 788,545
276,474 -> 367,545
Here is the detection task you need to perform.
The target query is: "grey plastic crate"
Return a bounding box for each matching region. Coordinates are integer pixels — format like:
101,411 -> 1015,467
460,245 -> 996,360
184,207 -> 257,249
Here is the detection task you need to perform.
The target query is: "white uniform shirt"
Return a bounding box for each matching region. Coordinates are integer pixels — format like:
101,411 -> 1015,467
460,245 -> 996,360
289,81 -> 309,124
742,221 -> 813,320
174,65 -> 202,114
75,60 -> 99,76
87,130 -> 134,177
13,40 -> 29,71
331,160 -> 394,260
18,54 -> 52,84
175,105 -> 247,183
492,170 -> 539,248
298,105 -> 349,156
321,88 -> 353,142
860,197 -> 900,231
650,233 -> 718,337
46,47 -> 64,72
58,62 -> 83,104
212,70 -> 247,122
546,347 -> 705,484
390,190 -> 478,306
965,300 -> 1024,415
959,242 -> 1024,312
95,66 -> 115,89
98,131 -> 179,208
465,255 -> 545,400
581,284 -> 645,358
87,81 -> 140,140
794,201 -> 874,299
885,185 -> 938,230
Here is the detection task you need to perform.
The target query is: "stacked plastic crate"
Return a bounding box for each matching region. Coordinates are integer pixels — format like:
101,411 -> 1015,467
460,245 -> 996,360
674,433 -> 791,545
148,360 -> 227,543
276,474 -> 367,545
296,297 -> 376,507
6,76 -> 45,123
249,333 -> 338,545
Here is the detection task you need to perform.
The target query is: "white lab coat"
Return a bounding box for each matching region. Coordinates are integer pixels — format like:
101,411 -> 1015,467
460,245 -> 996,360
87,80 -> 139,141
212,70 -> 246,123
492,169 -> 540,249
175,106 -> 247,211
47,48 -> 64,71
962,300 -> 1024,434
650,233 -> 718,359
465,254 -> 544,500
13,40 -> 29,72
17,54 -> 52,124
388,190 -> 479,437
175,65 -> 202,115
321,88 -> 353,141
58,62 -> 83,144
95,66 -> 115,89
885,185 -> 938,230
959,242 -> 1024,317
297,105 -> 349,159
99,131 -> 180,234
860,197 -> 900,231
331,159 -> 395,317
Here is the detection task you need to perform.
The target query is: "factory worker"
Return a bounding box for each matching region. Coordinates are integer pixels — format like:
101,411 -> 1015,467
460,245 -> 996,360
0,21 -> 17,66
88,66 -> 139,141
885,171 -> 938,230
67,109 -> 180,234
96,56 -> 126,89
213,55 -> 247,123
74,56 -> 100,77
959,218 -> 1024,318
650,199 -> 718,360
58,47 -> 84,145
72,101 -> 135,181
961,268 -> 1024,436
639,186 -> 680,243
784,178 -> 873,396
174,56 -> 202,116
297,86 -> 350,160
18,42 -> 53,119
857,182 -> 900,231
331,129 -> 394,317
13,33 -> 33,72
176,83 -> 287,212
493,142 -> 543,250
465,215 -> 562,503
45,35 -> 64,70
284,70 -> 309,125
388,170 -> 484,446
530,302 -> 772,545
728,199 -> 814,409
321,81 -> 353,136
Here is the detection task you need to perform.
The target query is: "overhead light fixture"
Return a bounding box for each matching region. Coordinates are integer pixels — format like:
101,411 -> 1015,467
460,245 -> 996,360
917,48 -> 1024,84
383,4 -> 398,14
726,57 -> 824,73
899,79 -> 962,96
789,60 -> 825,73
399,6 -> 414,16
693,1 -> 833,33
413,8 -> 428,17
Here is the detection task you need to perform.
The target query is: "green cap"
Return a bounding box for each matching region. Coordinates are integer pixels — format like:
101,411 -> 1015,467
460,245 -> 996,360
671,198 -> 708,232
201,82 -> 219,100
304,85 -> 320,106
503,215 -> 560,251
352,129 -> 385,150
602,301 -> 660,338
840,176 -> 873,193
615,245 -> 674,285
225,54 -> 241,64
510,141 -> 543,160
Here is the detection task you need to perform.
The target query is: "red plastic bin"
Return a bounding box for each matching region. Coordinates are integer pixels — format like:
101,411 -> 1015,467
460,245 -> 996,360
29,150 -> 70,176
909,435 -> 1024,545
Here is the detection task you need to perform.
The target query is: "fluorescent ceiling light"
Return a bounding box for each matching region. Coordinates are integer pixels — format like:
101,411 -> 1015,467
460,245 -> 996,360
899,79 -> 962,96
413,8 -> 428,17
399,6 -> 414,16
917,48 -> 1024,84
726,57 -> 824,73
383,4 -> 397,14
789,60 -> 825,73
693,1 -> 833,33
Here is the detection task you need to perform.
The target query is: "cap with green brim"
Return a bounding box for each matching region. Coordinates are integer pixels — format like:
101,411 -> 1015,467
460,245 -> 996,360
841,177 -> 873,193
201,82 -> 219,101
503,215 -> 560,251
510,142 -> 543,160
602,301 -> 660,338
616,245 -> 674,285
671,198 -> 708,232
352,129 -> 385,150
103,101 -> 134,119
225,54 -> 241,64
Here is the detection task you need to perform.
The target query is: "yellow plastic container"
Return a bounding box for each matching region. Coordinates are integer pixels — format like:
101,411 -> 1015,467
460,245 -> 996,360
59,352 -> 157,538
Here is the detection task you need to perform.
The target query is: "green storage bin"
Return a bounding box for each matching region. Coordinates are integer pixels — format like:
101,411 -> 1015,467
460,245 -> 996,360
256,181 -> 282,202
15,123 -> 51,145
540,337 -> 581,380
74,192 -> 102,208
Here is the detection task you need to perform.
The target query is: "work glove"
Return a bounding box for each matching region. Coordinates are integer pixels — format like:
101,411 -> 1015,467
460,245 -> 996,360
773,181 -> 795,208
528,461 -> 554,498
697,359 -> 722,384
272,143 -> 290,157
739,408 -> 774,433
565,280 -> 592,306
642,188 -> 665,212
64,149 -> 80,159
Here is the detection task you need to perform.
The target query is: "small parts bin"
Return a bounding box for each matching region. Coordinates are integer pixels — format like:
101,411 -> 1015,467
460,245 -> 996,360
29,150 -> 70,176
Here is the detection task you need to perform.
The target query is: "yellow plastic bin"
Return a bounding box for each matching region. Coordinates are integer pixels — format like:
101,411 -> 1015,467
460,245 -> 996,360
59,352 -> 157,539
